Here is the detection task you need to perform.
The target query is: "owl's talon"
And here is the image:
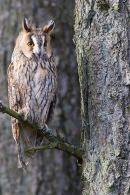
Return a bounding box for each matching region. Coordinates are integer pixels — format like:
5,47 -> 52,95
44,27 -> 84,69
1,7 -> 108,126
45,124 -> 50,131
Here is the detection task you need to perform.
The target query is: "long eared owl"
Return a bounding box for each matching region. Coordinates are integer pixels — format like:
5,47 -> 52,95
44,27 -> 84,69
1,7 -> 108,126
7,19 -> 57,169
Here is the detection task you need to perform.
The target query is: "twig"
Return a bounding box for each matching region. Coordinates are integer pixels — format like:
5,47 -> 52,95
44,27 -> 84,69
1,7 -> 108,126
0,101 -> 83,161
25,142 -> 58,152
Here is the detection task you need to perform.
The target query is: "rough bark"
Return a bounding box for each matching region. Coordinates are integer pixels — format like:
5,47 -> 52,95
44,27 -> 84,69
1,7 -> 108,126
0,1 -> 81,195
74,0 -> 130,194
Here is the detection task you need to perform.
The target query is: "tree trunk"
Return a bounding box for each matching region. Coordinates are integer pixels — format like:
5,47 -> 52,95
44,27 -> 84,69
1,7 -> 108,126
74,0 -> 130,194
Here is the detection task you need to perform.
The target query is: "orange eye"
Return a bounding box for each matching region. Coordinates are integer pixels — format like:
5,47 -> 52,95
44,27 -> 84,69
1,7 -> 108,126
27,42 -> 35,47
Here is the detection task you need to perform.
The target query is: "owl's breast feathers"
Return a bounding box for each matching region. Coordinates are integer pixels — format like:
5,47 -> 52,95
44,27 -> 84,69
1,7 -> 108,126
8,54 -> 57,126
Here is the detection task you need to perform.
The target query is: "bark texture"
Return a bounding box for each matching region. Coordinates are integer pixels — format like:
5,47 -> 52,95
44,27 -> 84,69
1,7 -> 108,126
0,1 -> 81,195
74,0 -> 130,194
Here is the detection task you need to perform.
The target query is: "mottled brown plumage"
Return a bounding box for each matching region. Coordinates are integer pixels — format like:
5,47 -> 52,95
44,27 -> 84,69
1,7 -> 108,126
7,19 -> 57,168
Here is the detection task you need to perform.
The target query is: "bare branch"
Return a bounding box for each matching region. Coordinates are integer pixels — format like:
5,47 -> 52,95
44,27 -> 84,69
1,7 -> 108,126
0,101 -> 83,161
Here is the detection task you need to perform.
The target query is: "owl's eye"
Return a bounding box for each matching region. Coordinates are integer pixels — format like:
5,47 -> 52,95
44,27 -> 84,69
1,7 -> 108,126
44,40 -> 47,47
27,42 -> 35,47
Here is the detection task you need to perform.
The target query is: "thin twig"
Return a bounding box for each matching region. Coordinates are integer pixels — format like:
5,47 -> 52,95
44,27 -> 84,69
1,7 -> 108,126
0,101 -> 83,161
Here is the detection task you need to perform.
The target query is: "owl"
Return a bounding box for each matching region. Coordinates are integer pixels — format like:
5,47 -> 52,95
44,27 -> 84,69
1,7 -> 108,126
7,18 -> 57,169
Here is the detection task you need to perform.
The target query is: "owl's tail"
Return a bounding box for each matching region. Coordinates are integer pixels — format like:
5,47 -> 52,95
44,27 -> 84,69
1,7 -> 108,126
13,121 -> 44,169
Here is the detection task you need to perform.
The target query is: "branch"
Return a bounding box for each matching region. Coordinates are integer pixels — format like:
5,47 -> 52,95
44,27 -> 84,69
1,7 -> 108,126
0,101 -> 83,161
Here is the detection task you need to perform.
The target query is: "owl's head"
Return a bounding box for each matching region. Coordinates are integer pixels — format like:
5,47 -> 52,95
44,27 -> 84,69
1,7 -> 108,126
19,18 -> 55,59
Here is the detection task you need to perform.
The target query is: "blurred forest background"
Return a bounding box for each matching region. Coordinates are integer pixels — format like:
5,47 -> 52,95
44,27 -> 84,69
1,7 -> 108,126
0,0 -> 81,195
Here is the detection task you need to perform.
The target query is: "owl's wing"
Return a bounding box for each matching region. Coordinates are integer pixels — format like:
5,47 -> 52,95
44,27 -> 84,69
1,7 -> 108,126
7,62 -> 21,112
7,62 -> 44,169
45,93 -> 57,125
7,62 -> 21,140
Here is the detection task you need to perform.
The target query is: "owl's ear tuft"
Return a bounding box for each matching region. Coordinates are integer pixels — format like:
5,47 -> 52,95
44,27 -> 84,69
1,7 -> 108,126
43,20 -> 55,34
22,18 -> 31,32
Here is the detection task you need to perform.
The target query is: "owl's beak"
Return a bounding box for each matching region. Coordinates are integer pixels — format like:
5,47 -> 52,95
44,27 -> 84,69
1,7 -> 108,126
37,51 -> 41,58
